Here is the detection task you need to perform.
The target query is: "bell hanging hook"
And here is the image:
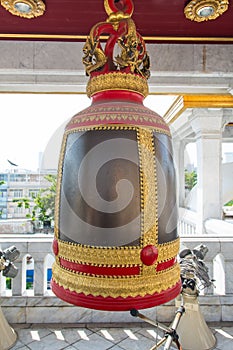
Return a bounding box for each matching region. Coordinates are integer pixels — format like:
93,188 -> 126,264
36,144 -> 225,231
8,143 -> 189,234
104,0 -> 134,17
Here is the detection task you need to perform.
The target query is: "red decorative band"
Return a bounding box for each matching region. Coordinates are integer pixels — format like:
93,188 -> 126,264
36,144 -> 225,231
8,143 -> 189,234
67,113 -> 170,133
68,122 -> 169,133
66,92 -> 170,134
59,257 -> 176,276
156,258 -> 176,272
51,279 -> 182,311
59,257 -> 140,276
92,91 -> 144,104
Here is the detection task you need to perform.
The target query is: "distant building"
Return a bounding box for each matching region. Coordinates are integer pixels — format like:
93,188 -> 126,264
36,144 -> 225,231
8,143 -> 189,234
0,169 -> 56,220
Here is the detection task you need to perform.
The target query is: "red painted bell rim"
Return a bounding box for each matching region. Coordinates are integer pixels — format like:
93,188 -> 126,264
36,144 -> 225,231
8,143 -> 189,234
92,90 -> 145,104
51,279 -> 182,311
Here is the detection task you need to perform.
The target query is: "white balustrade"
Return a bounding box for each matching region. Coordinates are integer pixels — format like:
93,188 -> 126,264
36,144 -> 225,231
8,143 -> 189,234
1,232 -> 233,297
178,207 -> 197,235
0,226 -> 233,323
0,234 -> 54,297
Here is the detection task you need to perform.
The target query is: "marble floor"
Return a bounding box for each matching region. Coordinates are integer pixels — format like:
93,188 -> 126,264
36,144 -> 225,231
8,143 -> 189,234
9,323 -> 233,350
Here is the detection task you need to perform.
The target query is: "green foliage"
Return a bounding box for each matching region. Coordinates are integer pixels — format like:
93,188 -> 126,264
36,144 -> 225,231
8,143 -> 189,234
13,197 -> 35,220
14,174 -> 57,225
26,282 -> 33,290
6,277 -> 11,289
34,174 -> 57,222
185,170 -> 197,191
224,199 -> 233,206
6,277 -> 32,290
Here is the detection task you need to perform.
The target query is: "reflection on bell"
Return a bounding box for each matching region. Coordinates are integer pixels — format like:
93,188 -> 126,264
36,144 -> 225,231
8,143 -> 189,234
176,293 -> 216,350
0,307 -> 17,350
51,0 -> 181,311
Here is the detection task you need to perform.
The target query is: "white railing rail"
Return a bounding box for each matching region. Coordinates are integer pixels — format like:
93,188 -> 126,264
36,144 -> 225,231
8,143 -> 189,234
0,234 -> 54,297
1,232 -> 233,323
1,231 -> 233,297
178,207 -> 197,235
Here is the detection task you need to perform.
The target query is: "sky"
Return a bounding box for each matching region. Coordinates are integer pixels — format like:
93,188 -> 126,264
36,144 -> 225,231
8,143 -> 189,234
0,94 -> 90,171
0,93 -> 232,172
0,93 -> 177,172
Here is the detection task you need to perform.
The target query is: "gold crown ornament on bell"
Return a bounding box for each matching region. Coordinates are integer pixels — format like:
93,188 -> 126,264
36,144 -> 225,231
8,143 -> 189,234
51,0 -> 181,311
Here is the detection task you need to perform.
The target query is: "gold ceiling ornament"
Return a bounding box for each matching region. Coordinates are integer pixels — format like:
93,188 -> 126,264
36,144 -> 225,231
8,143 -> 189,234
184,0 -> 229,22
1,0 -> 45,19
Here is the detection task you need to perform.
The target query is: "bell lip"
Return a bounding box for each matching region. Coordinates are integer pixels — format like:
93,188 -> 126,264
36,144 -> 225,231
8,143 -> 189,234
51,279 -> 182,311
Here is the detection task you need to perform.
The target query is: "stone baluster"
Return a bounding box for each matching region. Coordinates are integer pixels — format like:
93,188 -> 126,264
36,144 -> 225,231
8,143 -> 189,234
12,260 -> 23,296
0,273 -> 6,296
34,258 -> 45,296
222,241 -> 233,295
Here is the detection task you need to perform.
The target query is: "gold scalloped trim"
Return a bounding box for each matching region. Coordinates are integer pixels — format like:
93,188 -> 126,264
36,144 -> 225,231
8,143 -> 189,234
69,118 -> 170,136
86,73 -> 149,98
57,238 -> 180,266
52,262 -> 180,298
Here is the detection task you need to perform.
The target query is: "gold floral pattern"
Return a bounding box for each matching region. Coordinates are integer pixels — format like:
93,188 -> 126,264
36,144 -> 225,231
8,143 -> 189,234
56,238 -> 180,266
86,72 -> 149,98
52,262 -> 180,298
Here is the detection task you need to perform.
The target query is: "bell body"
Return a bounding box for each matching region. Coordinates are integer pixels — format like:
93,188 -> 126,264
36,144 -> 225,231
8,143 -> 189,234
51,89 -> 181,311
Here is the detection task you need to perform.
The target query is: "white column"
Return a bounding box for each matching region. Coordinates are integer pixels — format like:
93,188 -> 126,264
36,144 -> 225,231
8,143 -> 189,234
190,109 -> 223,234
173,139 -> 187,208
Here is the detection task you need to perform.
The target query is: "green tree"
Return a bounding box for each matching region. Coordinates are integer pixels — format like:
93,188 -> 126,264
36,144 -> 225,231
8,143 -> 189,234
224,199 -> 233,206
185,170 -> 197,191
34,174 -> 57,223
14,174 -> 57,228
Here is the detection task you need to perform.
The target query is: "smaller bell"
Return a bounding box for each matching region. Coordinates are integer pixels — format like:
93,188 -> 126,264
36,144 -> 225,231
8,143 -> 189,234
176,294 -> 216,350
0,307 -> 17,350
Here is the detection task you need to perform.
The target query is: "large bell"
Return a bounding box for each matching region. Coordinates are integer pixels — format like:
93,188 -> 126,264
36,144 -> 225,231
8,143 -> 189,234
51,0 -> 181,311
